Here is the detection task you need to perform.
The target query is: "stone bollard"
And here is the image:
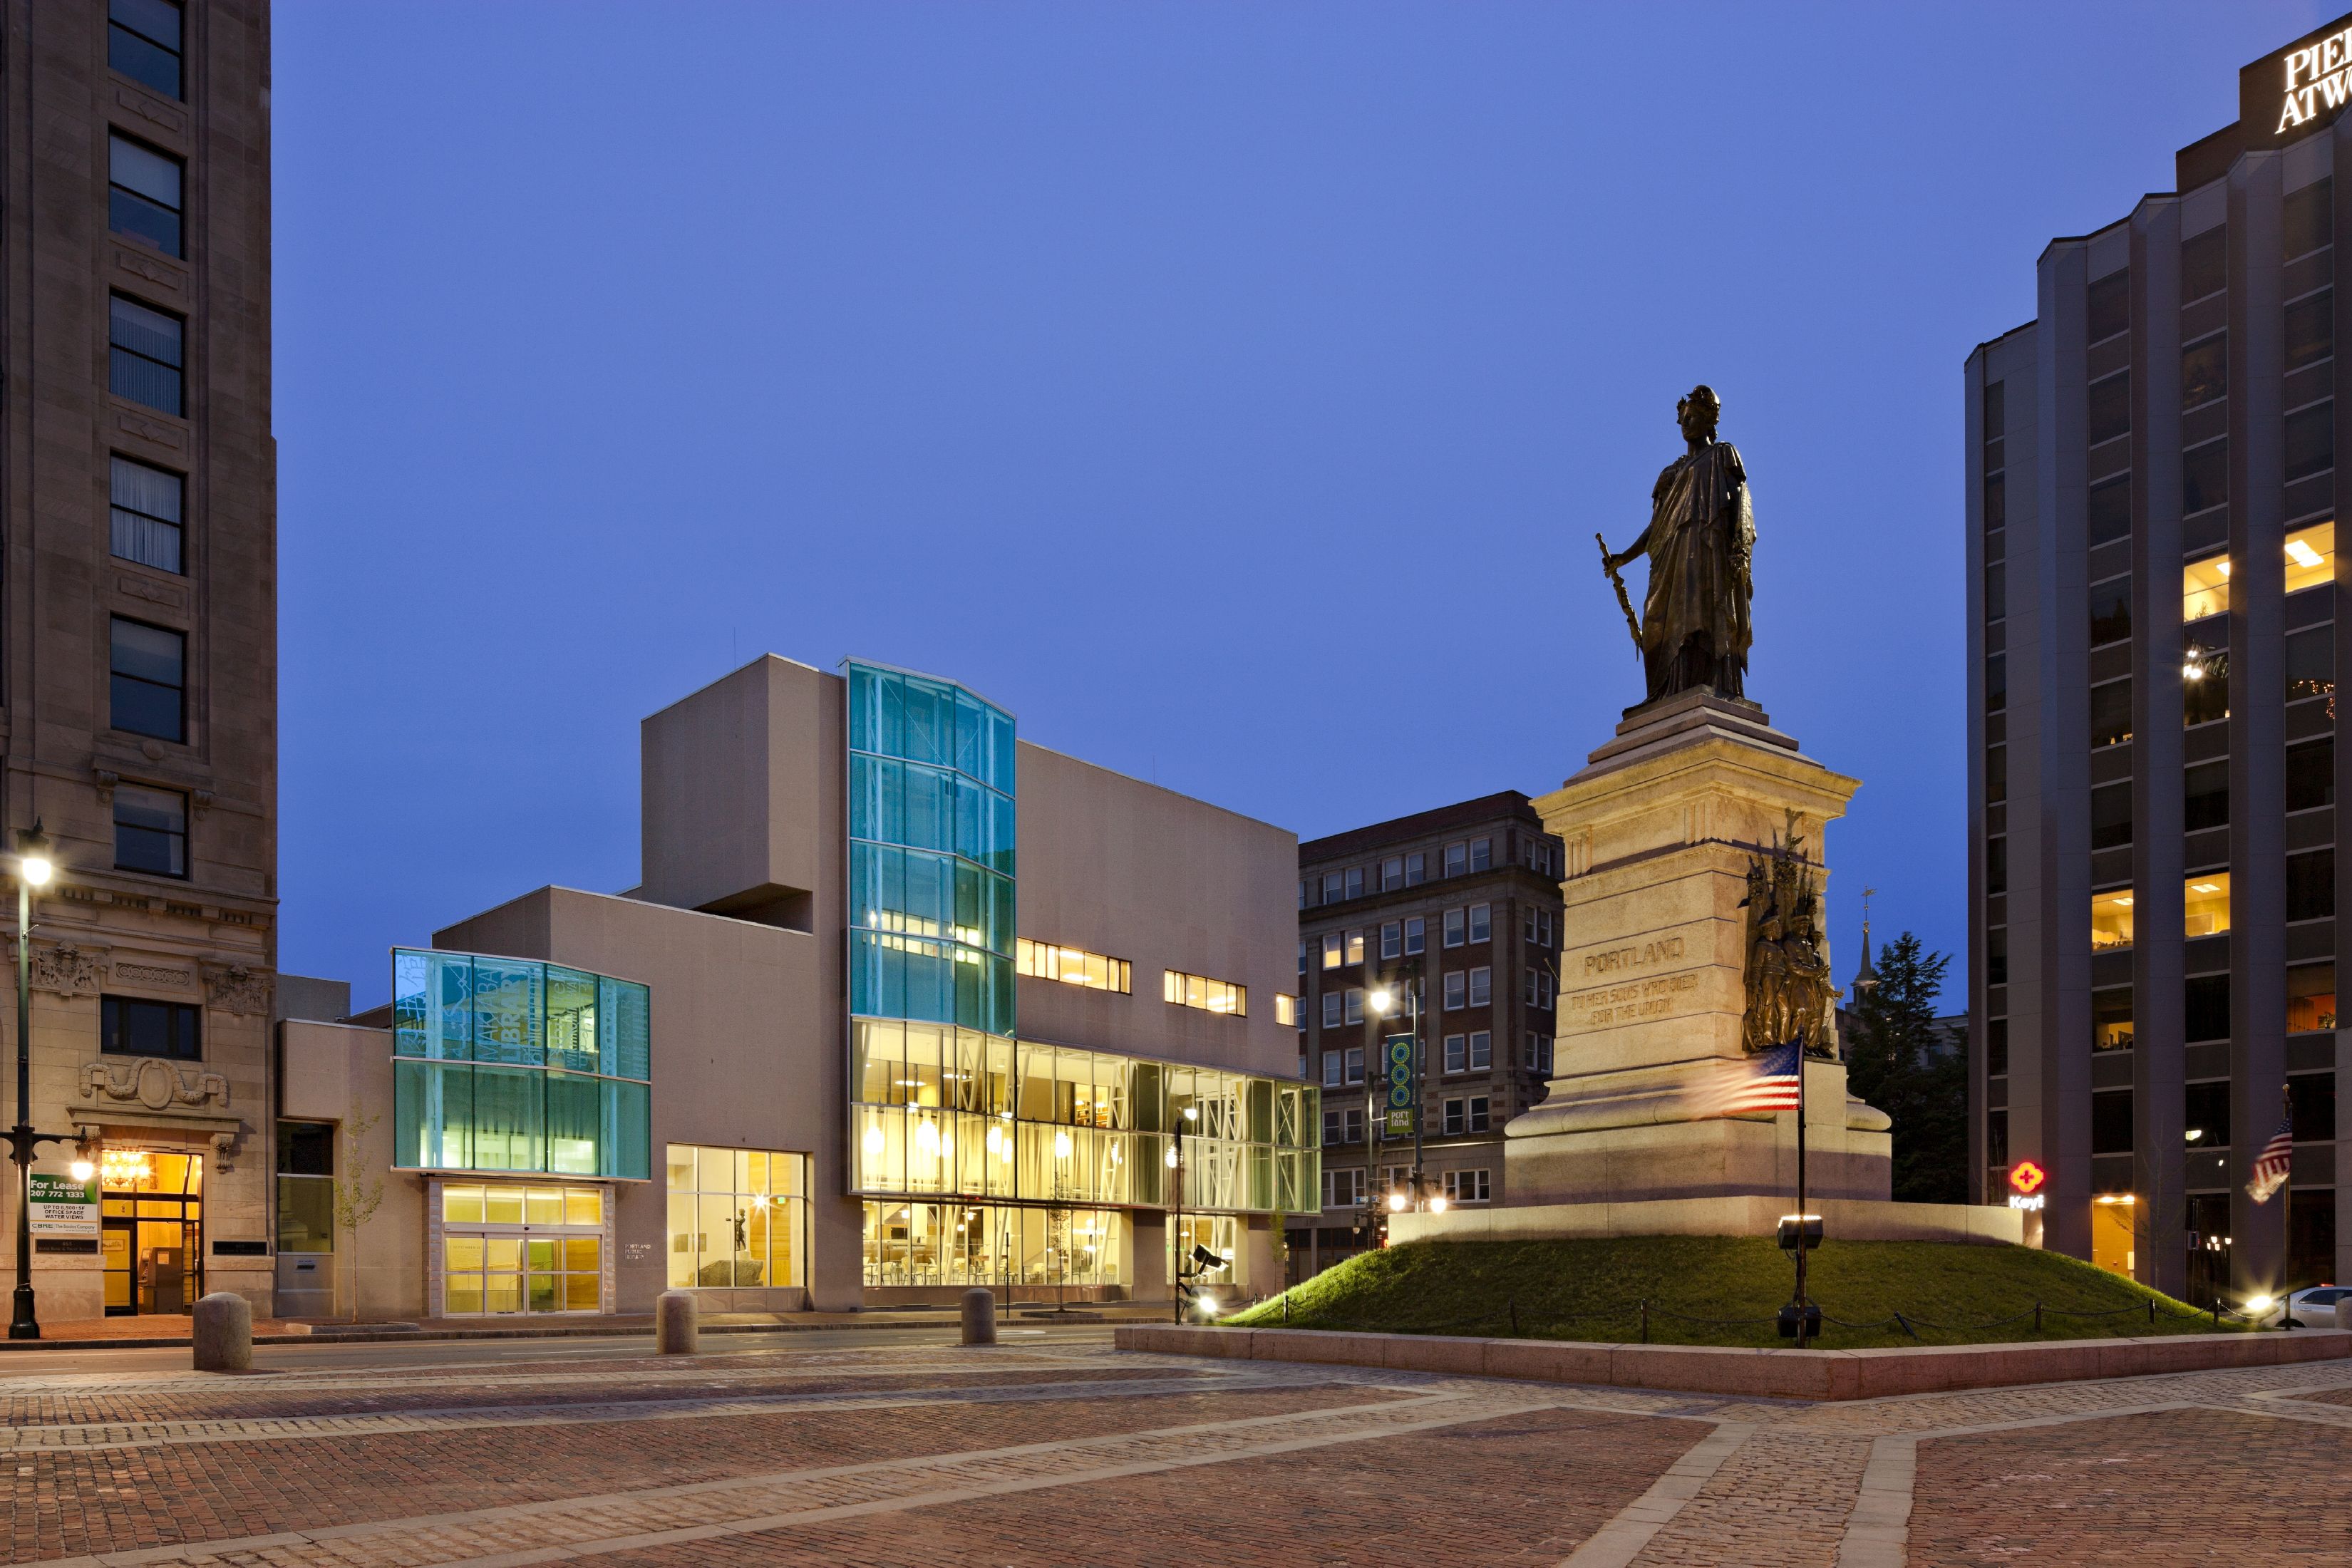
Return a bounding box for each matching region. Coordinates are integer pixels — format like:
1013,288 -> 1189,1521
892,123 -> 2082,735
2338,1299 -> 2352,1331
192,1291 -> 252,1373
654,1289 -> 698,1355
961,1286 -> 997,1346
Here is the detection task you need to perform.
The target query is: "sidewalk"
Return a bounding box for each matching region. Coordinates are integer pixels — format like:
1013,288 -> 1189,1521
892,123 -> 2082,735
0,1299 -> 1177,1351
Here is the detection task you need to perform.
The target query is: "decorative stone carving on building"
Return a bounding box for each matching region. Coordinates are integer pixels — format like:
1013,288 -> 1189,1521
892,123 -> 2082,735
1738,812 -> 1838,1061
201,962 -> 273,1016
81,1057 -> 231,1113
113,960 -> 195,990
210,1129 -> 240,1173
24,942 -> 109,996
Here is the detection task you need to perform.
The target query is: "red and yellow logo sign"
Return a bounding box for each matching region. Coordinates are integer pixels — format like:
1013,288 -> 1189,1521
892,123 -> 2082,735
2008,1159 -> 2048,1196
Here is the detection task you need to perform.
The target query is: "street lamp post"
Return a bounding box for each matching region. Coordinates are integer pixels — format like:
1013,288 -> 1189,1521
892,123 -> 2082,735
1370,978 -> 1443,1215
7,822 -> 78,1342
1167,1103 -> 1197,1321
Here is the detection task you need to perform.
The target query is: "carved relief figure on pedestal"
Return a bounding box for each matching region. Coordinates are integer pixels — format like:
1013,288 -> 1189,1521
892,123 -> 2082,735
1739,813 -> 1837,1059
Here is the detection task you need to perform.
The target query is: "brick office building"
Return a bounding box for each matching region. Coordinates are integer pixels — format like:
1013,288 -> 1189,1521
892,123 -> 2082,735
1,0 -> 280,1324
1291,793 -> 1564,1279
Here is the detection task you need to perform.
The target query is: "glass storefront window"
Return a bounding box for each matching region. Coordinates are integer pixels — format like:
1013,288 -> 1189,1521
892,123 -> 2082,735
440,1182 -> 602,1316
665,1144 -> 809,1289
862,1200 -> 1124,1288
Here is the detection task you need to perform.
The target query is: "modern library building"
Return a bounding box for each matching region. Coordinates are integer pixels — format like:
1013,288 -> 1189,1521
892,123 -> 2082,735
277,656 -> 1314,1318
1966,14 -> 2352,1302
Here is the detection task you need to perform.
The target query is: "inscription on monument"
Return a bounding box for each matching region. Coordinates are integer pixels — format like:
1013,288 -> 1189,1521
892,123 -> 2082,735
1578,935 -> 1686,978
1573,970 -> 1703,1028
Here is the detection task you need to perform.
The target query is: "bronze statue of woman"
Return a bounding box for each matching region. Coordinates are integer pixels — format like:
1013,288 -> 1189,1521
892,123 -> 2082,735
1599,386 -> 1755,706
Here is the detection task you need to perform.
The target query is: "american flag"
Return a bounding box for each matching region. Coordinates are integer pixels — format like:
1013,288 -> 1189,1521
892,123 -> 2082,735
2247,1112 -> 2296,1205
1687,1041 -> 1802,1119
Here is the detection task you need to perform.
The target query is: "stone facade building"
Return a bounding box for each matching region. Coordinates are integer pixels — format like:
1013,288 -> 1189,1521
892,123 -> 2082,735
1292,793 -> 1564,1279
2,0 -> 277,1324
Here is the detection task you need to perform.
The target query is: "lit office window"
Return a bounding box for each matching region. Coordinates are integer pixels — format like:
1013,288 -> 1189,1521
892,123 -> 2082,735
1014,939 -> 1130,994
1163,969 -> 1245,1016
108,0 -> 182,98
1274,993 -> 1298,1027
109,294 -> 182,415
2184,873 -> 2231,938
2091,986 -> 2132,1051
2182,553 -> 2229,621
110,455 -> 183,573
666,1145 -> 808,1290
113,783 -> 187,877
109,617 -> 184,741
2289,962 -> 2337,1033
2286,521 -> 2335,594
108,133 -> 182,257
2090,889 -> 2135,951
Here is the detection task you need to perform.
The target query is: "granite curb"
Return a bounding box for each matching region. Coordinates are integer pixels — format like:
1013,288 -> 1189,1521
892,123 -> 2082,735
1113,1324 -> 2352,1400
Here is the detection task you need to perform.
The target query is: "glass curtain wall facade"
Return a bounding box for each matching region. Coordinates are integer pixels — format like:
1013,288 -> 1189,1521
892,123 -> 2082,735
844,659 -> 1318,1290
392,949 -> 653,1180
847,661 -> 1017,1034
850,1020 -> 1319,1214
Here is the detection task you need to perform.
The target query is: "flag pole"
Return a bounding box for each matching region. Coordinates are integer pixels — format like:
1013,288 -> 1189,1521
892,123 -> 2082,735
2281,1082 -> 2296,1327
1794,1036 -> 1810,1348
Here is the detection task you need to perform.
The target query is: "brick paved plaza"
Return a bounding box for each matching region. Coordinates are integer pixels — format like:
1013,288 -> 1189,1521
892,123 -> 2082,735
3,1331 -> 2351,1566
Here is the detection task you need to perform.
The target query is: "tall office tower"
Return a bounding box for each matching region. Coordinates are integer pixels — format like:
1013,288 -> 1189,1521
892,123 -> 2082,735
1968,15 -> 2352,1304
2,1 -> 277,1322
1294,794 -> 1564,1280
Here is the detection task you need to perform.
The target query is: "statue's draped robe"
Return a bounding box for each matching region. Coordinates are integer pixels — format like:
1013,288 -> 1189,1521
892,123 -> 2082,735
1626,440 -> 1753,703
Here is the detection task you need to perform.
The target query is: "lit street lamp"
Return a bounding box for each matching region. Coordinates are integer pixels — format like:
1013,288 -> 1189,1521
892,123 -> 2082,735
7,822 -> 86,1341
1368,976 -> 1432,1212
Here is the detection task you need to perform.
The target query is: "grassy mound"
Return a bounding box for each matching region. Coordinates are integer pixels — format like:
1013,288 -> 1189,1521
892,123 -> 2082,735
1230,1236 -> 2232,1349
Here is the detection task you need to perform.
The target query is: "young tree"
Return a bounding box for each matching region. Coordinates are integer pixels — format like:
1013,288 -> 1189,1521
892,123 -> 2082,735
332,1102 -> 386,1323
1843,932 -> 1967,1204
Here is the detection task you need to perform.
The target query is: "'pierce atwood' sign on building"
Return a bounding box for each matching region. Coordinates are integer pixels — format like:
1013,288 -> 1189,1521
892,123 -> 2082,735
2251,11 -> 2352,143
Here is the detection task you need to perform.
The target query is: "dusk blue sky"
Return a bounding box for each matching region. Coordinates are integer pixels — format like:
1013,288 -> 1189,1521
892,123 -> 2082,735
275,3 -> 2323,1008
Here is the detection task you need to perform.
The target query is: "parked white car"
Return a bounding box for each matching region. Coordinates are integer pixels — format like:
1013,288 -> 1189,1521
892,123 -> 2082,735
2248,1285 -> 2349,1326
